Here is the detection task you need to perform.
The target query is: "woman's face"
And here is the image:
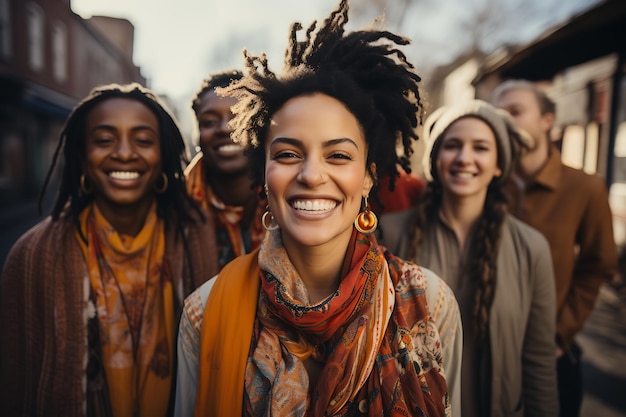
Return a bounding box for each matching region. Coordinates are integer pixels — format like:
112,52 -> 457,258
265,93 -> 374,250
196,91 -> 247,178
83,97 -> 162,214
435,117 -> 501,202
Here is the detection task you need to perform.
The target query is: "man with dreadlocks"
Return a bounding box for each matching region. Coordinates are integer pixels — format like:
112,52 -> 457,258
174,1 -> 462,416
0,83 -> 220,417
185,70 -> 266,269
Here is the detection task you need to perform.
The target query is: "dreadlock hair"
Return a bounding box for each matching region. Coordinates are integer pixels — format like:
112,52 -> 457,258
406,119 -> 511,346
220,0 -> 423,196
39,82 -> 204,241
191,69 -> 244,116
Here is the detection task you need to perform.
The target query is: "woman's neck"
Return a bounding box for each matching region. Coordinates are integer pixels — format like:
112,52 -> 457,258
282,231 -> 352,304
439,193 -> 484,250
209,173 -> 257,208
94,197 -> 154,237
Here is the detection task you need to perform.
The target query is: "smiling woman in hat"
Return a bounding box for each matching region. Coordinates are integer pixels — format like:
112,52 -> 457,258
403,99 -> 559,417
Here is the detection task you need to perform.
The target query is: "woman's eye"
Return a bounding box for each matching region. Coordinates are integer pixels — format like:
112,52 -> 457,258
328,152 -> 352,161
442,142 -> 460,150
93,136 -> 114,145
136,137 -> 156,147
272,150 -> 300,160
200,119 -> 218,129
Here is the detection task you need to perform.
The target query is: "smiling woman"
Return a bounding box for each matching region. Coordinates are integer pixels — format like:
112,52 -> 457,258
265,93 -> 373,256
84,97 -> 163,235
174,1 -> 463,416
403,99 -> 559,416
0,83 -> 220,417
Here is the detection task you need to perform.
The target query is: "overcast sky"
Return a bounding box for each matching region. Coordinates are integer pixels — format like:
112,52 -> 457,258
72,1 -> 340,101
71,0 -> 599,139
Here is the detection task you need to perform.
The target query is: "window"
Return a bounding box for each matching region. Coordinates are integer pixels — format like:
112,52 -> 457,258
52,22 -> 67,82
27,3 -> 43,72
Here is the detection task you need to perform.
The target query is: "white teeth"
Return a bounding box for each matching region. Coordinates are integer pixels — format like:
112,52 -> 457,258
109,171 -> 139,180
292,199 -> 337,212
217,144 -> 242,153
454,172 -> 475,179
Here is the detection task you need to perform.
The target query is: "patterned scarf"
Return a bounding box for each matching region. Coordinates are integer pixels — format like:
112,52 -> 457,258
185,153 -> 265,266
243,229 -> 449,416
78,202 -> 174,417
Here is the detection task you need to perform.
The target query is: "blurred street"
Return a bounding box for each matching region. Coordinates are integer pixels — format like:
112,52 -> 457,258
0,202 -> 43,273
579,283 -> 626,417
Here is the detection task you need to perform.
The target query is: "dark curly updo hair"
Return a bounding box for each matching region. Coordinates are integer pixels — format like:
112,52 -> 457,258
40,82 -> 203,239
220,0 -> 423,196
191,69 -> 243,117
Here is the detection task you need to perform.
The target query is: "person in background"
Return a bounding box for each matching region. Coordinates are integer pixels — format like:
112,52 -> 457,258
185,70 -> 266,268
493,79 -> 618,417
403,99 -> 558,416
174,1 -> 462,416
0,83 -> 219,417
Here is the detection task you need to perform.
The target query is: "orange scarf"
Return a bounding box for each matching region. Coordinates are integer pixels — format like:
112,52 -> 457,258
195,229 -> 449,416
78,203 -> 174,417
194,248 -> 261,417
185,153 -> 265,265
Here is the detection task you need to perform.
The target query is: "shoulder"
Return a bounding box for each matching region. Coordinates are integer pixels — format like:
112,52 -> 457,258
503,215 -> 551,258
417,266 -> 461,335
2,216 -> 73,290
5,216 -> 64,259
561,164 -> 608,195
182,276 -> 218,333
504,215 -> 548,244
388,253 -> 456,308
420,266 -> 456,304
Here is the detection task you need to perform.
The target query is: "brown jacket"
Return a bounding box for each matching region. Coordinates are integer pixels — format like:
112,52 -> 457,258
0,209 -> 219,417
505,146 -> 617,347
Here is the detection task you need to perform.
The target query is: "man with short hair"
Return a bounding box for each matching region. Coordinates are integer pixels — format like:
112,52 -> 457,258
494,79 -> 617,417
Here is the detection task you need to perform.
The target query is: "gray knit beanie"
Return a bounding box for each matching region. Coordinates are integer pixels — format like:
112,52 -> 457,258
422,99 -> 527,183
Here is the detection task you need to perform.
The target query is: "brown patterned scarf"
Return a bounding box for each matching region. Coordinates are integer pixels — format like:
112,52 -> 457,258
242,229 -> 450,416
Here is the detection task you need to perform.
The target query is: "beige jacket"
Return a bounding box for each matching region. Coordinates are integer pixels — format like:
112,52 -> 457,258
402,214 -> 558,417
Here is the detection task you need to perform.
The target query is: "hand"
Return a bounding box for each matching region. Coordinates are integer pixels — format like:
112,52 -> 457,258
556,346 -> 564,358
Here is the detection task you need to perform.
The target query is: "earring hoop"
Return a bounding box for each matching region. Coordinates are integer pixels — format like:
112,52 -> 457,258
262,210 -> 279,231
154,172 -> 168,194
80,174 -> 93,195
354,196 -> 378,235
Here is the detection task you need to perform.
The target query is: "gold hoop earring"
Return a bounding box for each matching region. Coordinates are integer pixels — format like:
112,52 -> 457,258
354,196 -> 378,235
262,210 -> 279,231
80,174 -> 93,195
154,172 -> 168,194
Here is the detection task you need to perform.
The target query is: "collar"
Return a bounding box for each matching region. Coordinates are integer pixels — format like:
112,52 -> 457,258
528,144 -> 562,191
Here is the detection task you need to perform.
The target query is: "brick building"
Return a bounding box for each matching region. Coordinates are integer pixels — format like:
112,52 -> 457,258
0,0 -> 146,211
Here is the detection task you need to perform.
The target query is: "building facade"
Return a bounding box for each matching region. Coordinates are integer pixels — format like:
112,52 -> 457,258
472,0 -> 626,247
0,0 -> 146,214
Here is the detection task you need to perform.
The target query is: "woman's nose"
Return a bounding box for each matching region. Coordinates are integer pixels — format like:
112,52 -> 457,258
218,117 -> 232,133
296,160 -> 327,186
455,145 -> 471,163
113,137 -> 136,160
